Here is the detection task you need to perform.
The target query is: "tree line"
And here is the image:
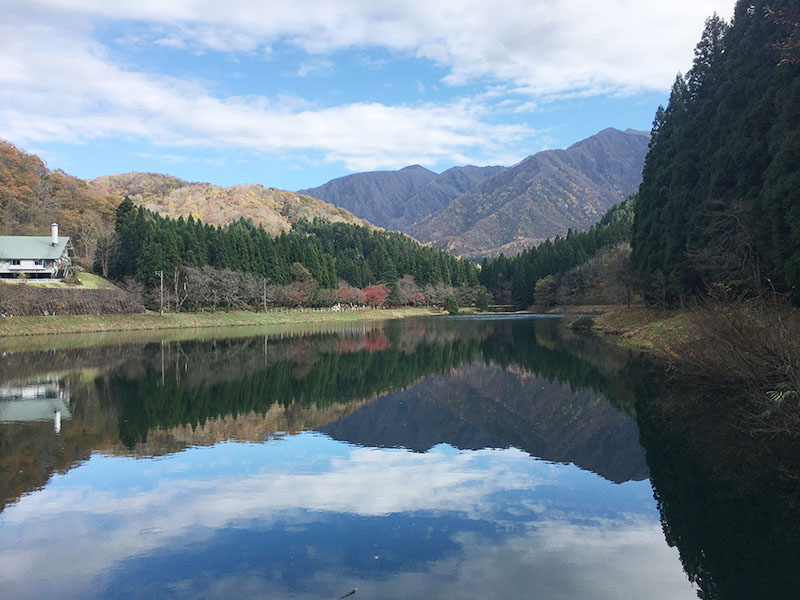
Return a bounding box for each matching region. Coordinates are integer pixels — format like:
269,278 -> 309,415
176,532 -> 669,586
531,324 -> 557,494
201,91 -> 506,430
631,1 -> 800,304
95,197 -> 484,310
478,195 -> 636,307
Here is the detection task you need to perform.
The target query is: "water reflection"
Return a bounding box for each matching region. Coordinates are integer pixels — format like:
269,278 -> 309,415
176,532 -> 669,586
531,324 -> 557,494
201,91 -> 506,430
0,376 -> 71,430
1,315 -> 773,598
1,435 -> 690,600
321,363 -> 648,483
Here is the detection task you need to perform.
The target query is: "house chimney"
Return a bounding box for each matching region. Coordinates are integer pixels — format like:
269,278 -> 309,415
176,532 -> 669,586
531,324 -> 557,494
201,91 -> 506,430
51,223 -> 58,246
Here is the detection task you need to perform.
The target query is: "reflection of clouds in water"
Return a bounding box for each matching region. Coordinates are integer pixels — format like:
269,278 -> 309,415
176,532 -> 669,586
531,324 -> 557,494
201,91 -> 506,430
0,440 -> 693,599
98,523 -> 695,600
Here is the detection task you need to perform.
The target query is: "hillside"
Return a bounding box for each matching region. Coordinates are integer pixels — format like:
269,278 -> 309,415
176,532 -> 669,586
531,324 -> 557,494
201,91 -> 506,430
299,164 -> 504,231
0,142 -> 374,270
631,3 -> 800,302
0,140 -> 119,263
90,172 -> 371,236
412,128 -> 649,257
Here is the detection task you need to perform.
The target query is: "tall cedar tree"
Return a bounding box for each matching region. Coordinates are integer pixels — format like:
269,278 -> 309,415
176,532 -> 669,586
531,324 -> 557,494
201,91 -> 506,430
631,2 -> 800,303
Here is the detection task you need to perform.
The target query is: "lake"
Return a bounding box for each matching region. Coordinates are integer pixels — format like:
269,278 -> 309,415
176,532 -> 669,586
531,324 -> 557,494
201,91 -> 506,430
0,315 -> 797,599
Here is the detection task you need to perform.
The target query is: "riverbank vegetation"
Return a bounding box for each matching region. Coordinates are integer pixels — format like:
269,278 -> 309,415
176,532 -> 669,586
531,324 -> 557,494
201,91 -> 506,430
595,297 -> 800,434
69,197 -> 487,314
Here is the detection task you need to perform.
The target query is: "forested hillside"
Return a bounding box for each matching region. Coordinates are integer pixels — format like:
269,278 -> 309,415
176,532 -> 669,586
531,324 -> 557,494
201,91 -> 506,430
91,172 -> 371,235
0,141 -> 118,262
631,1 -> 800,303
103,198 -> 481,310
412,128 -> 648,257
479,195 -> 636,307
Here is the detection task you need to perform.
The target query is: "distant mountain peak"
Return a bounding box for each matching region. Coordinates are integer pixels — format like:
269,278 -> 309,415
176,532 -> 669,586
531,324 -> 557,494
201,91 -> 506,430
410,128 -> 649,257
299,163 -> 504,231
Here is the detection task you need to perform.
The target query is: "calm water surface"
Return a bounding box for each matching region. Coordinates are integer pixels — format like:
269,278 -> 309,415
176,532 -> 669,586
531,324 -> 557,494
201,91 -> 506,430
0,316 -> 792,599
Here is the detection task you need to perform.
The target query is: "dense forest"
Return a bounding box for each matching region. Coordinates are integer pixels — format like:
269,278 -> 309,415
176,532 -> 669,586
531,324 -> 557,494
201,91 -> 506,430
478,195 -> 636,307
631,0 -> 800,304
482,1 -> 800,309
100,197 -> 482,309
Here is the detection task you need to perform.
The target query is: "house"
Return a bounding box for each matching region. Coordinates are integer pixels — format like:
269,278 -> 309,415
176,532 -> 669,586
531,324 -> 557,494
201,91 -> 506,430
0,223 -> 74,280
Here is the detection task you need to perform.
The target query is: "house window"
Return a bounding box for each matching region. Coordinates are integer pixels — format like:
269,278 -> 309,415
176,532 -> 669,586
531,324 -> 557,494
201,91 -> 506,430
34,260 -> 43,266
11,260 -> 20,266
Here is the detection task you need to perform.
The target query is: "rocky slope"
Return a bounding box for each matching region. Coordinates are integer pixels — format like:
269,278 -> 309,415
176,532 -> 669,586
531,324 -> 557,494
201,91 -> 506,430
411,128 -> 649,257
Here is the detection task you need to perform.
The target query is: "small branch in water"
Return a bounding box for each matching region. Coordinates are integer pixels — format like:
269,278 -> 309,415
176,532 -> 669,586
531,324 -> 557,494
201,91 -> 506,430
339,589 -> 357,599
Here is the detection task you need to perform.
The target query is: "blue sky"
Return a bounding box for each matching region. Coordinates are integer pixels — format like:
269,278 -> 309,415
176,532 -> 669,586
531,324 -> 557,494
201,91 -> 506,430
2,0 -> 734,190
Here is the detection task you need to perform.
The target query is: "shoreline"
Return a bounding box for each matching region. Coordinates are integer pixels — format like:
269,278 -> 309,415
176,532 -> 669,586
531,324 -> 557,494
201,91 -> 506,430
0,307 -> 436,338
590,306 -> 689,357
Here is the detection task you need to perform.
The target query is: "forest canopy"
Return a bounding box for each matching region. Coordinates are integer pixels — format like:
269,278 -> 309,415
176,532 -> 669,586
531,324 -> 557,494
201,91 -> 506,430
100,198 -> 480,304
631,1 -> 800,303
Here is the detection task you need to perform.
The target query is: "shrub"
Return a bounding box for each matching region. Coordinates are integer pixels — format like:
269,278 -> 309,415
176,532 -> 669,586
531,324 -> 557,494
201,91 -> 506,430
443,295 -> 459,315
568,316 -> 595,332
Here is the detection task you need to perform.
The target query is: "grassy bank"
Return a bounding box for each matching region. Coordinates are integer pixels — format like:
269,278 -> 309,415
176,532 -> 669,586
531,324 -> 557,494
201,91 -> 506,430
16,271 -> 121,289
0,307 -> 435,337
592,306 -> 693,356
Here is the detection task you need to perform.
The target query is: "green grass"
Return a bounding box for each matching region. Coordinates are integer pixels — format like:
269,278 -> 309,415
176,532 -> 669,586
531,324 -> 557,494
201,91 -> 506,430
0,307 -> 434,340
74,272 -> 120,289
8,271 -> 120,290
593,307 -> 694,354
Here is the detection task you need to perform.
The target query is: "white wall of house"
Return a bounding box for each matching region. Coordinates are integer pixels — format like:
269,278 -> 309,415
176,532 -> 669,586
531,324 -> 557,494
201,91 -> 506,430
0,258 -> 61,277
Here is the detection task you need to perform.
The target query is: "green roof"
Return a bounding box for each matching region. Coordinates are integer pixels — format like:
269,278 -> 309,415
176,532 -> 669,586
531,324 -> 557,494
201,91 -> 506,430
0,236 -> 71,260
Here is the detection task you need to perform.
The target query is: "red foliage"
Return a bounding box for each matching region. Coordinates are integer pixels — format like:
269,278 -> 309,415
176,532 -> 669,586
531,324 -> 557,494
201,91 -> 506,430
364,331 -> 390,352
363,285 -> 389,307
336,286 -> 366,306
337,338 -> 366,354
289,287 -> 308,307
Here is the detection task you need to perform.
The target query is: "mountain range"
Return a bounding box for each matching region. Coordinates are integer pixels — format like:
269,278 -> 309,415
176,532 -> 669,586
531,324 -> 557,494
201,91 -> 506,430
1,126 -> 648,264
301,128 -> 649,257
299,164 -> 505,232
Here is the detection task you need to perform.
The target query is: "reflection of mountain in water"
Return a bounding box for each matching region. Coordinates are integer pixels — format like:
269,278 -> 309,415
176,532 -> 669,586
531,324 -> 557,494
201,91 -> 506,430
0,316 -> 649,512
320,363 -> 648,484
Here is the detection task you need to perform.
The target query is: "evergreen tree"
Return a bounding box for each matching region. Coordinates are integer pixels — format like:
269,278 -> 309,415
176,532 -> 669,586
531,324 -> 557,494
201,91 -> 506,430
631,1 -> 800,303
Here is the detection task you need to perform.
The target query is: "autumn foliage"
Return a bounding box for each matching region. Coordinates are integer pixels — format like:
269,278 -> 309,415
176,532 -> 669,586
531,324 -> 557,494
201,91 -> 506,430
363,285 -> 389,308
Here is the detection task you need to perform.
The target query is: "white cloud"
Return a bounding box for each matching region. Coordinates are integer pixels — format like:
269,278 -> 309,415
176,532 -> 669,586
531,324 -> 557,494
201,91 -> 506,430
0,442 -> 695,600
0,16 -> 530,171
15,0 -> 734,94
0,0 -> 733,173
295,59 -> 335,78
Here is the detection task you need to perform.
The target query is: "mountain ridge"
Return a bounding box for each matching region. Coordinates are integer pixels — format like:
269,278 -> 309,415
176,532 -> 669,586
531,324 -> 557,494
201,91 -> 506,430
299,163 -> 505,232
89,171 -> 372,236
411,127 -> 650,257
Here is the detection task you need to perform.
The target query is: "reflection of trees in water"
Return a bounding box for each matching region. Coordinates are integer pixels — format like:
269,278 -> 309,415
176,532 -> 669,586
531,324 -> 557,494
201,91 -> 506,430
637,388 -> 800,600
0,317 -> 647,512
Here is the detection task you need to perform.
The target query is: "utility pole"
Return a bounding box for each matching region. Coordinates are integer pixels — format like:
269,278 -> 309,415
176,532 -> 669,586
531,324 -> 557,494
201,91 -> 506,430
155,270 -> 164,316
